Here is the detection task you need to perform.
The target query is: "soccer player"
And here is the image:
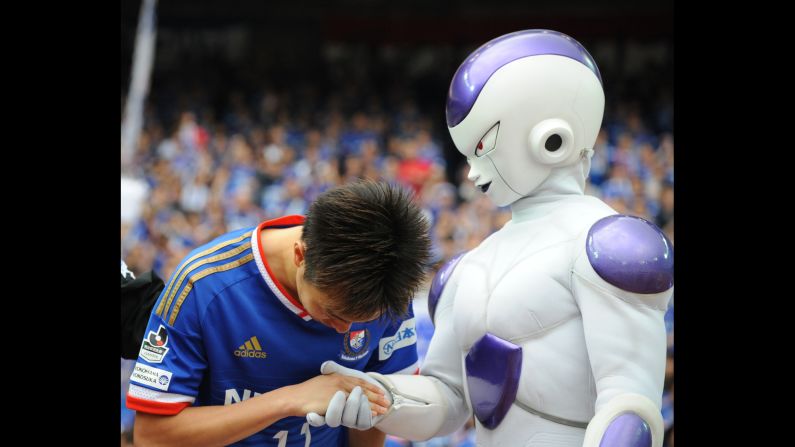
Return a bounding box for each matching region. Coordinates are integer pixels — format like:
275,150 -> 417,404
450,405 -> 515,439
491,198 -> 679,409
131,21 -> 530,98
126,180 -> 431,446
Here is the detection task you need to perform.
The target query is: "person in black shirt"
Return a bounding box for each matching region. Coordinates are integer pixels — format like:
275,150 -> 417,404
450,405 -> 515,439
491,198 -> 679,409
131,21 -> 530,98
121,260 -> 164,359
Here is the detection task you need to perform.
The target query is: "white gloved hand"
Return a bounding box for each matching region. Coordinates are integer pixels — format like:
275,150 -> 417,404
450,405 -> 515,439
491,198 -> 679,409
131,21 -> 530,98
305,361 -> 392,430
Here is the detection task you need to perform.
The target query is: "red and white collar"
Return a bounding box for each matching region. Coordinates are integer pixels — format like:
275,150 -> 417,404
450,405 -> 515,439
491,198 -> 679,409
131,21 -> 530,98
250,215 -> 312,321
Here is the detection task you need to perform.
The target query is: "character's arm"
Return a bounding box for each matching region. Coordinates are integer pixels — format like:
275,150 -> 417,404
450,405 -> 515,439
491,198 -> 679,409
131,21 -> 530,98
309,254 -> 473,441
571,215 -> 674,447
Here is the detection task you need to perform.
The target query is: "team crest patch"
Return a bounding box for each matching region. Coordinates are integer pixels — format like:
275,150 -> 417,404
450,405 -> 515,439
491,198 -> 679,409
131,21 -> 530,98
340,328 -> 370,361
349,330 -> 366,352
139,325 -> 170,363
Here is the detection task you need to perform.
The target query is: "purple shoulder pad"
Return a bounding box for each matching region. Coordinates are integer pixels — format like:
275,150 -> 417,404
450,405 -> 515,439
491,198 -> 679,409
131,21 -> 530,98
586,215 -> 673,294
428,252 -> 466,324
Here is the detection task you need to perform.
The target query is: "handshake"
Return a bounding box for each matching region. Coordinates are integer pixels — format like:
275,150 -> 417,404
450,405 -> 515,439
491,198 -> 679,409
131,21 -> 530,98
304,361 -> 394,431
297,360 -> 448,441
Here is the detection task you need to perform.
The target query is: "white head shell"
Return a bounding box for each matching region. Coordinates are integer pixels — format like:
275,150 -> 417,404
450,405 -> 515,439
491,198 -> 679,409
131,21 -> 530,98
446,30 -> 605,206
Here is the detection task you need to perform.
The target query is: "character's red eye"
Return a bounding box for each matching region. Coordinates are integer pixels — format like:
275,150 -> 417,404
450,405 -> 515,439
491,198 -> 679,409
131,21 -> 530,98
475,122 -> 499,157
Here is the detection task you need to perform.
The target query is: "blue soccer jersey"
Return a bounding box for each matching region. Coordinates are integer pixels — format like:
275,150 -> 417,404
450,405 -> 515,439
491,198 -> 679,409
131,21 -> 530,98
127,215 -> 419,446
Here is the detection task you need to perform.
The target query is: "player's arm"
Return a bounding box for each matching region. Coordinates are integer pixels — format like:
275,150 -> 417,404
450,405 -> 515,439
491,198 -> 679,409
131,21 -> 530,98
135,373 -> 387,447
570,216 -> 674,447
129,271 -> 387,447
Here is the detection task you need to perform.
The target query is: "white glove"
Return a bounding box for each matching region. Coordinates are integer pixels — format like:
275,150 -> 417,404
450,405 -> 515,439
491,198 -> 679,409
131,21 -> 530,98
305,361 -> 392,430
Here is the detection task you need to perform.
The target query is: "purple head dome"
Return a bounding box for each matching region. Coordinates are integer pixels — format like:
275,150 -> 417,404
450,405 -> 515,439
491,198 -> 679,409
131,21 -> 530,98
446,29 -> 602,128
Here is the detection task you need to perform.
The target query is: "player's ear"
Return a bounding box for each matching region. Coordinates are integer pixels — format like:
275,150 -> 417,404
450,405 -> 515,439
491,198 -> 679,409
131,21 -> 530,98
294,241 -> 306,266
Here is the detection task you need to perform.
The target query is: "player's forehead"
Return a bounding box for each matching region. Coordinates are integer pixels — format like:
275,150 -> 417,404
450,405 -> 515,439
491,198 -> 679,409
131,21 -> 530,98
317,289 -> 380,322
303,277 -> 382,321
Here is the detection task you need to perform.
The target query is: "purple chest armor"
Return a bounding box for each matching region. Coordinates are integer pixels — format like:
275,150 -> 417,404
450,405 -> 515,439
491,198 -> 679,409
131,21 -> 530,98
464,335 -> 655,440
465,333 -> 523,429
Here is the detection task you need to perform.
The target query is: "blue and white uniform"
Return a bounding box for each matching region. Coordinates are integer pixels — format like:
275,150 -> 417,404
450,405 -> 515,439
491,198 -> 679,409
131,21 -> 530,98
127,215 -> 419,446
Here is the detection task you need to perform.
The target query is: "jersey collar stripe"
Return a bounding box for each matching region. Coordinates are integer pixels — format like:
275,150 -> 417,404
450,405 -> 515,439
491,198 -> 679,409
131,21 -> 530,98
251,216 -> 312,321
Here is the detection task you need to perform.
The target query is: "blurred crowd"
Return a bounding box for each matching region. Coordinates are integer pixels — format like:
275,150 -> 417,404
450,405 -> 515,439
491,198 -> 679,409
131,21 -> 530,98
120,102 -> 673,278
121,40 -> 674,447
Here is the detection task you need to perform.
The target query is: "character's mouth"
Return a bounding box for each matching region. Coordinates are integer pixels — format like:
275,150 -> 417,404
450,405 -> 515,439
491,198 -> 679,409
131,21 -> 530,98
479,182 -> 491,193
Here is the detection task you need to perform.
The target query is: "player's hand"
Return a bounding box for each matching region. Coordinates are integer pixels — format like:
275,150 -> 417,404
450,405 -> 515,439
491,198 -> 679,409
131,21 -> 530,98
306,361 -> 393,430
290,372 -> 389,418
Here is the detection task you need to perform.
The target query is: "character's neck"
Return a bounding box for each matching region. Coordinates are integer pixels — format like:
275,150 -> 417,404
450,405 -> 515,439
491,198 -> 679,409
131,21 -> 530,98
510,160 -> 589,222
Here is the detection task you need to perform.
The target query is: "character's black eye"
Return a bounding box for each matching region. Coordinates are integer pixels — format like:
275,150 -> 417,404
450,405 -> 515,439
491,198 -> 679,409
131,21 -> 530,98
545,134 -> 562,151
475,122 -> 500,157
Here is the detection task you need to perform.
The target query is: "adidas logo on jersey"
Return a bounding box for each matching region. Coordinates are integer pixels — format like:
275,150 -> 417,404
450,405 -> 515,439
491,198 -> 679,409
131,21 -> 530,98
234,336 -> 267,359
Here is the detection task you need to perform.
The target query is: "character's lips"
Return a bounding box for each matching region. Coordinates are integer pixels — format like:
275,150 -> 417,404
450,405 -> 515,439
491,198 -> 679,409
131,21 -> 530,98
479,182 -> 491,193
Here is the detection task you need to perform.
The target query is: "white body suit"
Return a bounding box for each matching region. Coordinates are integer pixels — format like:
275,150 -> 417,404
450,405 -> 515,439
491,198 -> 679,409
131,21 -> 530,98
312,30 -> 673,447
421,191 -> 671,446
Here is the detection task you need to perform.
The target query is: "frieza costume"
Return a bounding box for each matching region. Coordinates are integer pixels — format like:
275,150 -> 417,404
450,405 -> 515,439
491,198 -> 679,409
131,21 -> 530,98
311,30 -> 673,447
